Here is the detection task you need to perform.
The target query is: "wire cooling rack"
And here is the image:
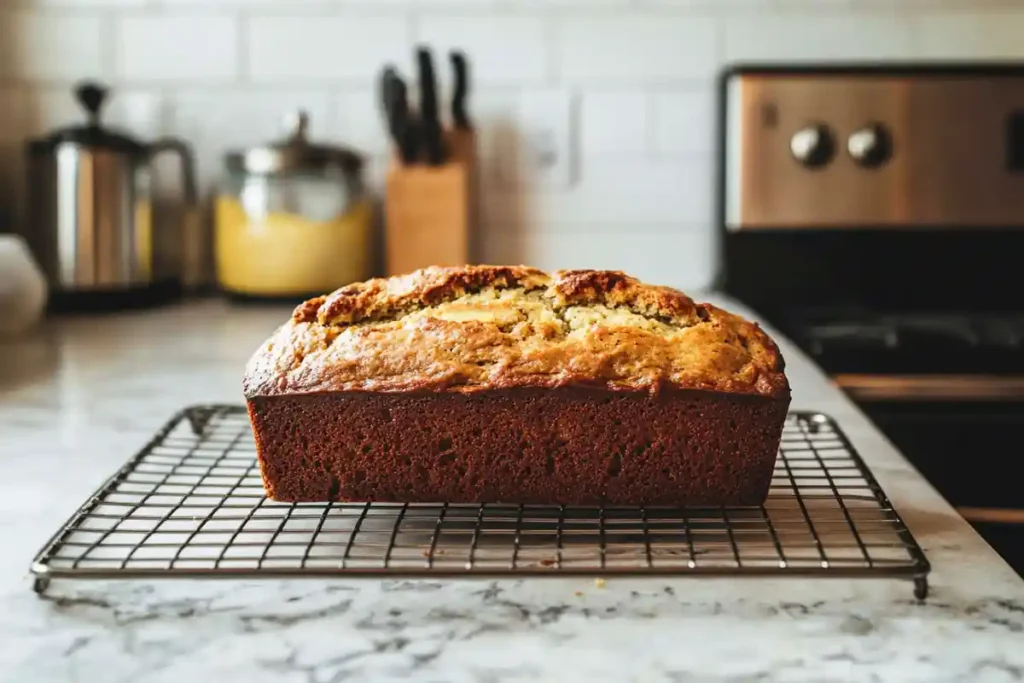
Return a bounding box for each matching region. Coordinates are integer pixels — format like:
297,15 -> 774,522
30,405 -> 931,600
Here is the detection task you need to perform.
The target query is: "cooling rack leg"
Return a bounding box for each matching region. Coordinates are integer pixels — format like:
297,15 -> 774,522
913,576 -> 928,602
186,411 -> 210,436
32,577 -> 50,595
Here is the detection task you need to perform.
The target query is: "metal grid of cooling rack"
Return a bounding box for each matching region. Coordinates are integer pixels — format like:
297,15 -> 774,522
30,405 -> 931,600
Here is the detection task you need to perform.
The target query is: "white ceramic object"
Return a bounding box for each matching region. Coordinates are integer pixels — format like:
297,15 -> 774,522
0,235 -> 48,338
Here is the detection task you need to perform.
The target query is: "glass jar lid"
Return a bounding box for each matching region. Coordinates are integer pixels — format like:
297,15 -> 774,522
224,111 -> 363,177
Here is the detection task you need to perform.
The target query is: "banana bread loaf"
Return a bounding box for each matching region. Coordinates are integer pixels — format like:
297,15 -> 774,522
243,265 -> 790,506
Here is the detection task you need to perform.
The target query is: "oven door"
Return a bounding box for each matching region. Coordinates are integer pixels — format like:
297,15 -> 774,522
835,374 -> 1024,573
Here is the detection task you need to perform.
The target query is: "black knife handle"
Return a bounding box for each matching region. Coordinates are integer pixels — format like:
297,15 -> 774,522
416,46 -> 446,166
380,66 -> 419,164
450,50 -> 470,130
417,47 -> 439,122
380,67 -> 401,138
402,117 -> 421,165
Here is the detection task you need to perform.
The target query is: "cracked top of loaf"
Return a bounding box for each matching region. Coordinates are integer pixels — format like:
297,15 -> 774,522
243,265 -> 789,398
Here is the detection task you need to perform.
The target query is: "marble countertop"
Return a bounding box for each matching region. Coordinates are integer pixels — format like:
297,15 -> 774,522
1,295 -> 1023,683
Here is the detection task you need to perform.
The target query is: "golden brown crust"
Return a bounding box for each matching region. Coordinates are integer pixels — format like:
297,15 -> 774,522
244,265 -> 789,399
300,265 -> 551,326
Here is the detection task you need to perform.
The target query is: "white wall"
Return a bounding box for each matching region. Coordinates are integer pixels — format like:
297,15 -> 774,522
1,1 -> 1022,290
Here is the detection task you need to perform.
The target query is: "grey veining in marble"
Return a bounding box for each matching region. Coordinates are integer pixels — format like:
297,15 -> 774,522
1,297 -> 1023,682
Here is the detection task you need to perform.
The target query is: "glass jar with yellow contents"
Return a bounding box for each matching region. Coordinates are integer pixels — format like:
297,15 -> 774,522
215,111 -> 373,300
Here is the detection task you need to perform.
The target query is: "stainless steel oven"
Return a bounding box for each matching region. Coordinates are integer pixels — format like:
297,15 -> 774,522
718,64 -> 1024,575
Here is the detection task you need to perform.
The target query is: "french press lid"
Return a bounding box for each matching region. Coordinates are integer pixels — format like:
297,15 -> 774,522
224,111 -> 363,176
27,82 -> 148,155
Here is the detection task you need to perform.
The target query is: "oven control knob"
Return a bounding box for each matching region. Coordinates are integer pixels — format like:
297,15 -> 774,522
848,123 -> 892,168
790,124 -> 835,169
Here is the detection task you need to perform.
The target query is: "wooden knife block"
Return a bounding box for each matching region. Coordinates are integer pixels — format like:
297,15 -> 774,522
384,129 -> 476,276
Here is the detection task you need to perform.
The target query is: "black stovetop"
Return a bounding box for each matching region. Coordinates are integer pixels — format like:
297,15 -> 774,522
784,310 -> 1024,375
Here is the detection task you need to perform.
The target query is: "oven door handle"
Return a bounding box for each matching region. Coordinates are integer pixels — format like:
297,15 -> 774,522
957,507 -> 1024,526
832,374 -> 1024,401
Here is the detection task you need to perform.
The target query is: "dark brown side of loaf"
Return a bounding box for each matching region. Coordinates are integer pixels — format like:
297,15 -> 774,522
247,388 -> 789,506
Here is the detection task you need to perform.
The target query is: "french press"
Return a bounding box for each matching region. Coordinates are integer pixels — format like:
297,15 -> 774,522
24,82 -> 198,309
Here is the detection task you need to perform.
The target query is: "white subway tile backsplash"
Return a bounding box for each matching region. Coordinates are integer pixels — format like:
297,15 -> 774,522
247,16 -> 410,83
351,0 -> 626,4
461,90 -> 518,167
333,88 -> 389,156
638,0 -> 766,5
162,0 -> 334,4
1,3 -> 1022,290
112,91 -> 170,139
579,91 -> 649,157
558,16 -> 718,83
651,88 -> 715,156
115,15 -> 239,83
416,17 -> 550,86
513,0 -> 630,6
483,158 -> 711,226
2,12 -> 106,82
724,13 -> 916,62
915,12 -> 1024,59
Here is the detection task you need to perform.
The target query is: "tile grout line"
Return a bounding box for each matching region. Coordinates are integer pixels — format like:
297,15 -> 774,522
237,9 -> 248,86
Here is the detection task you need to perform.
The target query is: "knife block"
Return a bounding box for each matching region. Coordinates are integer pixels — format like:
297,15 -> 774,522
384,129 -> 477,276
